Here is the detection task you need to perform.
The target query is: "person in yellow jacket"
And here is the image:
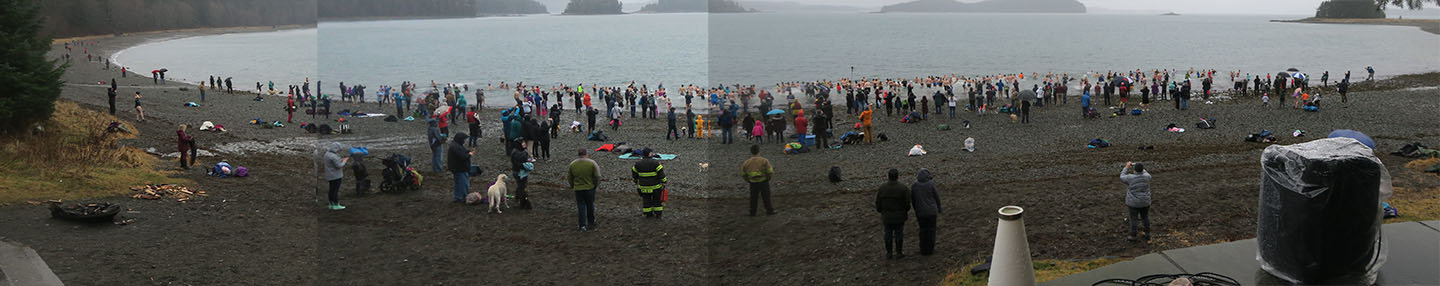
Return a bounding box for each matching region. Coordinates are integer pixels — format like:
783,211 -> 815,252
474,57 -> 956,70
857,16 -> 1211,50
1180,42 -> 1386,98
632,148 -> 668,219
741,145 -> 775,216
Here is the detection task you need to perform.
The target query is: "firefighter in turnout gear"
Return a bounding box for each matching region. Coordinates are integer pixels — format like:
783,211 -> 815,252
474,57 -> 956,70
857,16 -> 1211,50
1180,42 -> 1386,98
632,148 -> 668,219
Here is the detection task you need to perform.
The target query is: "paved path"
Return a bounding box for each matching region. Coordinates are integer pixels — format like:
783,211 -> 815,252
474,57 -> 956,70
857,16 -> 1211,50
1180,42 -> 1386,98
0,239 -> 63,286
1045,220 -> 1440,285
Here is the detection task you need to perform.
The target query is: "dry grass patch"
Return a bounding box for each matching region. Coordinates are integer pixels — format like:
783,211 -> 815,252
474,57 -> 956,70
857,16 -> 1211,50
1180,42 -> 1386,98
0,100 -> 189,204
941,258 -> 1123,286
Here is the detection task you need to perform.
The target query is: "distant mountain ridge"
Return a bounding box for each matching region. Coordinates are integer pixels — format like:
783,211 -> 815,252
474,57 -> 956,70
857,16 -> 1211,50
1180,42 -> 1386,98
638,0 -> 754,13
881,0 -> 1086,13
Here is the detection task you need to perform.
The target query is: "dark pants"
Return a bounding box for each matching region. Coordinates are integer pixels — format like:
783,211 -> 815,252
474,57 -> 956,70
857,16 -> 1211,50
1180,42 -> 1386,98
816,132 -> 829,148
1128,206 -> 1151,238
469,124 -> 481,145
640,190 -> 663,217
109,99 -> 116,114
884,223 -> 905,255
917,216 -> 937,255
1020,102 -> 1031,123
179,151 -> 190,169
722,127 -> 734,144
666,125 -> 679,140
515,176 -> 531,209
328,179 -> 341,204
575,189 -> 596,227
539,140 -> 551,159
748,181 -> 774,215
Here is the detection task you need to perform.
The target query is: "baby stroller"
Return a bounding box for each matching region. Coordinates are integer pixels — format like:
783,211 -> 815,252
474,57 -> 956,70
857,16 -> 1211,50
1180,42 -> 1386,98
380,154 -> 420,193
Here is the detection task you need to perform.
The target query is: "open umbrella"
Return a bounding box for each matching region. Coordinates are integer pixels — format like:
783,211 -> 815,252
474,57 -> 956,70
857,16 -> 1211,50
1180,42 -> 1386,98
1276,72 -> 1292,78
159,68 -> 168,73
1292,73 -> 1307,80
1328,129 -> 1376,149
766,109 -> 785,116
1019,90 -> 1037,101
1286,68 -> 1300,73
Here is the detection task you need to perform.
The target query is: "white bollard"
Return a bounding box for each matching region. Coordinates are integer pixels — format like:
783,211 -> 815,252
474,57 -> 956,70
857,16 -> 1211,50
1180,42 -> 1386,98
989,206 -> 1036,286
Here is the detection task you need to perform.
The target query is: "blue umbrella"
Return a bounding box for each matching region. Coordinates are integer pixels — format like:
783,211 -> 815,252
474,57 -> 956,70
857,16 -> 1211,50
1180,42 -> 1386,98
1328,129 -> 1376,149
767,109 -> 785,116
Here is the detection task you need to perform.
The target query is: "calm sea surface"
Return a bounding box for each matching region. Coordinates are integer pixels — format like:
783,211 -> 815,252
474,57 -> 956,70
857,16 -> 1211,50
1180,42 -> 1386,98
117,13 -> 1438,101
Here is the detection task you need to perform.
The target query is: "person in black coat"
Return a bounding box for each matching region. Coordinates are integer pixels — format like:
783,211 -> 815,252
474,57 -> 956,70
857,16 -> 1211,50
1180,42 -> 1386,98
447,132 -> 472,203
875,169 -> 911,259
537,119 -> 552,160
525,117 -> 543,159
812,113 -> 830,149
585,106 -> 599,133
910,168 -> 941,256
510,145 -> 534,209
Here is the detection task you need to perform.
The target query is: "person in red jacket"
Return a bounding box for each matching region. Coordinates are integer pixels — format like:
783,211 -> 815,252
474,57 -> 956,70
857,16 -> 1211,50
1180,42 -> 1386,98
286,95 -> 296,123
177,124 -> 196,169
794,109 -> 808,137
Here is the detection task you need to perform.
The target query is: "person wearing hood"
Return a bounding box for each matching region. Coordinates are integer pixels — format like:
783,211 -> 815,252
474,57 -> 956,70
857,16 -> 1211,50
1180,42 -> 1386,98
427,119 -> 444,173
910,168 -> 941,256
794,110 -> 808,137
448,132 -> 473,203
875,169 -> 911,259
1121,162 -> 1152,242
323,142 -> 349,210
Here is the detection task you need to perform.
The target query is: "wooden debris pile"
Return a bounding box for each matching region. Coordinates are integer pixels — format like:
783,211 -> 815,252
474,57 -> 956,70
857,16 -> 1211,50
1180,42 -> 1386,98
130,184 -> 206,202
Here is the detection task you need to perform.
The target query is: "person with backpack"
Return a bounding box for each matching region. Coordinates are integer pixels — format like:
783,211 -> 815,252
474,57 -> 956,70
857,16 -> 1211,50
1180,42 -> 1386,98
1121,162 -> 1152,242
741,145 -> 775,216
1337,78 -> 1351,103
448,132 -> 472,203
910,168 -> 941,256
876,169 -> 911,259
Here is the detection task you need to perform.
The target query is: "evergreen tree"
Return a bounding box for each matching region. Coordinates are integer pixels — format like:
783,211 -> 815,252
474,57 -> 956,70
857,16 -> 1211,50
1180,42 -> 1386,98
0,0 -> 68,134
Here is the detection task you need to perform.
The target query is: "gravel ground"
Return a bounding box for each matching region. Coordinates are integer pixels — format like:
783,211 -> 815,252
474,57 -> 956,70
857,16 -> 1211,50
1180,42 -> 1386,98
1,29 -> 1437,285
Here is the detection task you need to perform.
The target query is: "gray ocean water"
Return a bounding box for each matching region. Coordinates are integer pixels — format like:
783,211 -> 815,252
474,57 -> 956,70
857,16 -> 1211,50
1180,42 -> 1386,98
118,13 -> 1438,99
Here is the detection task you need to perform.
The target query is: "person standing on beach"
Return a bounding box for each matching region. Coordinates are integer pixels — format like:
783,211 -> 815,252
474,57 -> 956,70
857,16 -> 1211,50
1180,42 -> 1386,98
286,95 -> 296,123
510,143 -> 535,210
448,132 -> 472,203
631,148 -> 667,219
859,107 -> 874,144
322,142 -> 349,210
428,119 -> 444,173
569,149 -> 600,232
226,78 -> 233,94
151,70 -> 158,84
1366,66 -> 1375,81
1121,162 -> 1151,242
586,106 -> 599,134
134,92 -> 145,122
177,124 -> 195,169
876,168 -> 911,259
741,145 -> 775,216
1338,78 -> 1351,103
107,88 -> 117,115
910,168 -> 940,256
1020,98 -> 1031,124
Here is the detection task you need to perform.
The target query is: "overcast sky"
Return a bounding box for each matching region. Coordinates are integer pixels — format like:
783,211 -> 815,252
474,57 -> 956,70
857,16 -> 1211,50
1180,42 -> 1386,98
614,0 -> 1440,15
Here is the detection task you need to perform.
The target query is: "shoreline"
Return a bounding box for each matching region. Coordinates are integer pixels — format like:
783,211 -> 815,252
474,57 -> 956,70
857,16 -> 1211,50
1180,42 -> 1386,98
25,20 -> 1440,285
52,24 -> 317,44
1271,17 -> 1440,35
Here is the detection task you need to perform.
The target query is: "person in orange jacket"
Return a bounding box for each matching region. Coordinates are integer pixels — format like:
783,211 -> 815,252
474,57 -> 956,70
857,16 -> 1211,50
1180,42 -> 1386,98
859,107 -> 874,144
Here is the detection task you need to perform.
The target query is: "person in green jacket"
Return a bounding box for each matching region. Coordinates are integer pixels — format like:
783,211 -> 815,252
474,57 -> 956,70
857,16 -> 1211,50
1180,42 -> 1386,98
569,149 -> 600,231
740,145 -> 775,216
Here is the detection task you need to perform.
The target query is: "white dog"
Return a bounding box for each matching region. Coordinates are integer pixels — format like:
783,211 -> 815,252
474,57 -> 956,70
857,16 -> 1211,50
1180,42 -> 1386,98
698,162 -> 710,173
487,173 -> 510,213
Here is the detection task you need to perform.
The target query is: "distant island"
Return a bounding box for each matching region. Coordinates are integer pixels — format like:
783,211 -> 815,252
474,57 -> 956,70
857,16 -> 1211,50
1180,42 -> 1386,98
741,1 -> 864,12
880,0 -> 1086,13
319,0 -> 548,19
564,0 -> 624,15
477,0 -> 550,15
1162,12 -> 1181,16
638,0 -> 755,13
1314,0 -> 1386,18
